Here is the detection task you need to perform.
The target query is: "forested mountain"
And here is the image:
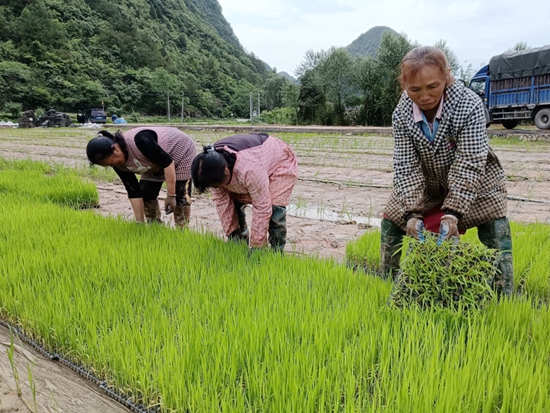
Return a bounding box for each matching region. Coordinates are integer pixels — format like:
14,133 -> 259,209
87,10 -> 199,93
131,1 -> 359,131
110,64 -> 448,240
346,26 -> 400,57
0,0 -> 271,117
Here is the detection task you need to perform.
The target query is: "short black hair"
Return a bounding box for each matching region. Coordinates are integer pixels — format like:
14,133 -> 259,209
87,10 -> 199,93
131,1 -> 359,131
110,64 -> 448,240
191,146 -> 235,193
86,130 -> 126,165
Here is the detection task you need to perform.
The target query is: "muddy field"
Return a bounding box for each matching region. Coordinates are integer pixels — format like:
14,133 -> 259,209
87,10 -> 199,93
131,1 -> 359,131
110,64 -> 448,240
1,125 -> 550,412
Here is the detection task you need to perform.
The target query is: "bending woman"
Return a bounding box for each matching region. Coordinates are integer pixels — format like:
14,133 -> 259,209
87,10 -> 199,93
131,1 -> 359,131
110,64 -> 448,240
191,133 -> 298,251
381,46 -> 513,296
86,127 -> 196,228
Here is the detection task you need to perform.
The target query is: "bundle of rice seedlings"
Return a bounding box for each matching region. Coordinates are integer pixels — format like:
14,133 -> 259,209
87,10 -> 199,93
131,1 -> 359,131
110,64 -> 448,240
388,233 -> 497,311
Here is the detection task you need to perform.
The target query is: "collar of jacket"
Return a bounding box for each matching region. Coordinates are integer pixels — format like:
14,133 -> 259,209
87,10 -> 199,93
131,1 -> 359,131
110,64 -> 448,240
398,81 -> 466,153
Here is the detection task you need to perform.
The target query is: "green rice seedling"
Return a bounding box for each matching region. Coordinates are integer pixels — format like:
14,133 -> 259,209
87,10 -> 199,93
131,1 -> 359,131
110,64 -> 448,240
2,162 -> 550,411
388,233 -> 496,311
345,229 -> 382,274
0,158 -> 98,209
346,222 -> 550,302
28,364 -> 37,413
7,330 -> 22,397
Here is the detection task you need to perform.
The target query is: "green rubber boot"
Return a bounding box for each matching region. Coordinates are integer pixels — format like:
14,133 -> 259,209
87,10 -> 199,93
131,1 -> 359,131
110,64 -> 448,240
269,205 -> 287,252
477,217 -> 514,297
380,218 -> 405,280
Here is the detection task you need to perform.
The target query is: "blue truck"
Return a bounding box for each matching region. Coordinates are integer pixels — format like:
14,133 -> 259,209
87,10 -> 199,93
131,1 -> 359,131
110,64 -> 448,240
469,45 -> 550,130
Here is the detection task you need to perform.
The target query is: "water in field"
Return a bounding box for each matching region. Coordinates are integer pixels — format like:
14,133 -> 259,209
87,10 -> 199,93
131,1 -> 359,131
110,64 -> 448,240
288,203 -> 382,228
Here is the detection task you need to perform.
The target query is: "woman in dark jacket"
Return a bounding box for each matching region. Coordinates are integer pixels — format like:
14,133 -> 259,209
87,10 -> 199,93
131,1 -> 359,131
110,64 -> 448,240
381,46 -> 513,296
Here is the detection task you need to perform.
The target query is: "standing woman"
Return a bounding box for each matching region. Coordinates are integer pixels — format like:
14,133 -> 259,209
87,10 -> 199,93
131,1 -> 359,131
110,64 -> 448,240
86,127 -> 196,228
191,133 -> 298,252
381,46 -> 513,296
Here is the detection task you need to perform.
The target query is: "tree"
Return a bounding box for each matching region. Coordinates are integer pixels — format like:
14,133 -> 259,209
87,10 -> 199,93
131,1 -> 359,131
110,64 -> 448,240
261,74 -> 288,111
506,42 -> 530,53
350,55 -> 378,125
317,47 -> 355,125
434,39 -> 460,78
374,32 -> 415,125
282,82 -> 300,124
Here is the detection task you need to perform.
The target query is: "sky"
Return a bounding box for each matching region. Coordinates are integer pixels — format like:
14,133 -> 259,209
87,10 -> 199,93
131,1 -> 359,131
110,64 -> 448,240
216,0 -> 549,76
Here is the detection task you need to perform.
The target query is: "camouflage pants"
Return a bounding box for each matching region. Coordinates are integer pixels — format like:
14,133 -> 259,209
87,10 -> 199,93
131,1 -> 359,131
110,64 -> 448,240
380,217 -> 514,295
380,218 -> 405,280
477,217 -> 514,296
143,200 -> 162,223
141,179 -> 192,227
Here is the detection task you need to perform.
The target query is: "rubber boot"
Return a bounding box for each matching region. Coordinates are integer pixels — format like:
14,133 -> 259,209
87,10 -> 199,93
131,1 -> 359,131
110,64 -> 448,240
268,206 -> 287,252
477,217 -> 514,297
174,205 -> 191,229
380,218 -> 405,280
235,202 -> 249,239
143,200 -> 162,224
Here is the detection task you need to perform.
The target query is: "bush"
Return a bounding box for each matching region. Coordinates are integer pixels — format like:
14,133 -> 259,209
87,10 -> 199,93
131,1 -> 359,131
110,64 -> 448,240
2,101 -> 23,119
259,107 -> 297,125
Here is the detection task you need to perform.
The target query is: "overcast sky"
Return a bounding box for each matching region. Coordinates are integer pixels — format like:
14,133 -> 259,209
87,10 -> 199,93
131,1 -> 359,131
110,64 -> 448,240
216,0 -> 549,76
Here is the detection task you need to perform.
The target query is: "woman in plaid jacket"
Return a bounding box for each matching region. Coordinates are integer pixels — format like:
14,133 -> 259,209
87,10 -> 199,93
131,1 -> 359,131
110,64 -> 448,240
381,46 -> 513,296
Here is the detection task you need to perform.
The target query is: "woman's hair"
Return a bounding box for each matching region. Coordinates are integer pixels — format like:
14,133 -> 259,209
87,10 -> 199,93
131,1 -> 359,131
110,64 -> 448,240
398,46 -> 455,90
86,130 -> 126,165
191,145 -> 236,193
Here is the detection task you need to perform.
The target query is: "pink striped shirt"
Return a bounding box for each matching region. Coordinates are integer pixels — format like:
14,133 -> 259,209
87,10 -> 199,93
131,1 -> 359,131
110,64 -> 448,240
119,127 -> 196,181
210,136 -> 298,248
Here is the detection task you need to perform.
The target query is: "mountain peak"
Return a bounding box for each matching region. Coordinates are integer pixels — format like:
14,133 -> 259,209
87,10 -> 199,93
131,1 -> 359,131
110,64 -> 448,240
346,26 -> 400,57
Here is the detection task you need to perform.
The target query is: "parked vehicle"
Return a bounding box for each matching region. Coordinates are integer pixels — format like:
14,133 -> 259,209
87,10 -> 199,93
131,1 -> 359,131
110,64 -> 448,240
77,108 -> 107,124
469,45 -> 550,129
18,109 -> 72,128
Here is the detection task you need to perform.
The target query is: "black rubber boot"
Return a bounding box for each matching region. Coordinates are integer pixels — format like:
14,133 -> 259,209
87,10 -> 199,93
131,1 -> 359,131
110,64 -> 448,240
380,218 -> 405,280
268,205 -> 287,252
477,217 -> 514,297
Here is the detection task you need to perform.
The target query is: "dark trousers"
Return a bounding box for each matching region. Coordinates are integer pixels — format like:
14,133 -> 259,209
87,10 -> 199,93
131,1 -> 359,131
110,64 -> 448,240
380,217 -> 514,296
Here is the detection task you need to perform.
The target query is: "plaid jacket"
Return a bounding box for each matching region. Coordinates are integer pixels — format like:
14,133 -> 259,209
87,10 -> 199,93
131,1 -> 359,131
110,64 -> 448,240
210,136 -> 298,248
384,81 -> 507,231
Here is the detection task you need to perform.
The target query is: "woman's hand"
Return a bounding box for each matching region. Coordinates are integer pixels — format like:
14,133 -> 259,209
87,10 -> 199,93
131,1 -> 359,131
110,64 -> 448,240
406,215 -> 425,240
437,215 -> 459,245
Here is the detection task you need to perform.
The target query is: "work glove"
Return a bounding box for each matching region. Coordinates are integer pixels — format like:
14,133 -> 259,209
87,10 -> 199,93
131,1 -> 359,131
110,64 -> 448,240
437,214 -> 460,246
405,215 -> 425,241
164,194 -> 177,215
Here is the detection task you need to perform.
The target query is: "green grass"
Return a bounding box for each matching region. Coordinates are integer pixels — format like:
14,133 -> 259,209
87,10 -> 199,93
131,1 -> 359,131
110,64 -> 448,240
1,160 -> 550,412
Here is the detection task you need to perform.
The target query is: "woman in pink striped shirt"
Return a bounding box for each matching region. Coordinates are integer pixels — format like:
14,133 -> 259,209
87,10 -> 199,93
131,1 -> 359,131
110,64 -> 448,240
191,133 -> 298,251
86,127 -> 196,228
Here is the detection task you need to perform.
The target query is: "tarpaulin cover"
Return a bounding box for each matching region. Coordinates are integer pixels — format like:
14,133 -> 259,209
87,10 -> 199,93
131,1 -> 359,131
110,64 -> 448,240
489,45 -> 550,80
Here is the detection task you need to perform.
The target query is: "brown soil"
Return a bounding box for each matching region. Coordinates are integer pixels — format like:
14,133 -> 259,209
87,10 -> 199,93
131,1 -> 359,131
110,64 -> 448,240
0,126 -> 549,412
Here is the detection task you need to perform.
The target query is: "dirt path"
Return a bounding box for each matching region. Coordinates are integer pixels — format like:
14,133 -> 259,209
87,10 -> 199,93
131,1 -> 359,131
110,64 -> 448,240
1,127 -> 549,412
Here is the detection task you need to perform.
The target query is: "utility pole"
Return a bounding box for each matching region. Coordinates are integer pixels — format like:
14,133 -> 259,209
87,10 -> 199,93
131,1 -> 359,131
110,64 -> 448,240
257,92 -> 260,119
250,92 -> 252,123
167,92 -> 171,123
181,92 -> 189,123
249,92 -> 253,123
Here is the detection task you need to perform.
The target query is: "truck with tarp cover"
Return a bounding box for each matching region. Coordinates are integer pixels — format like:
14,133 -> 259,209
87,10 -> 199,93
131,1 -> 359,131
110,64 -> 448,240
469,45 -> 550,129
